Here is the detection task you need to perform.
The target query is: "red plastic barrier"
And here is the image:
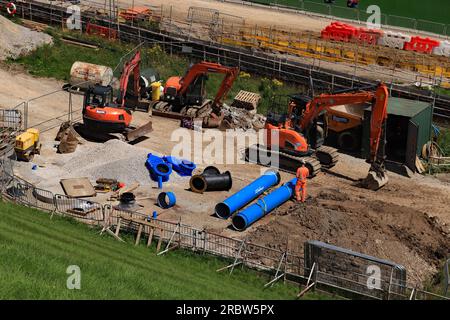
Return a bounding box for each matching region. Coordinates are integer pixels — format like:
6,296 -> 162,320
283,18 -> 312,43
403,36 -> 440,54
355,28 -> 383,46
321,22 -> 357,43
86,22 -> 117,40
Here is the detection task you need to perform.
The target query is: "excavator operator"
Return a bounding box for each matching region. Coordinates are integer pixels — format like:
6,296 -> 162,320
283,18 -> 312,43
295,160 -> 309,203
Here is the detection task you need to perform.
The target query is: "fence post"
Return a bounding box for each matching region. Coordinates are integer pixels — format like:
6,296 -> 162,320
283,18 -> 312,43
444,258 -> 450,297
24,102 -> 28,130
313,262 -> 318,291
202,229 -> 207,254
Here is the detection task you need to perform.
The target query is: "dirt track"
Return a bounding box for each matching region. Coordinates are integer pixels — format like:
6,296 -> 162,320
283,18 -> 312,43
119,0 -> 330,32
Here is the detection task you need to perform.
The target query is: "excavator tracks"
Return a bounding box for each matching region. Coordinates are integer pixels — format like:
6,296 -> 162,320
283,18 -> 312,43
245,144 -> 322,177
315,145 -> 339,168
152,100 -> 213,119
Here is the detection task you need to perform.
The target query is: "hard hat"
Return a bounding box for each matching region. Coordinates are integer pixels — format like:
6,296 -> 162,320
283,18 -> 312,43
300,159 -> 306,165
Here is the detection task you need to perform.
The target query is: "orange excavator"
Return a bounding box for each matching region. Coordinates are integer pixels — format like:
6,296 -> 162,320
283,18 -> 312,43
152,62 -> 239,126
82,50 -> 153,141
247,83 -> 389,190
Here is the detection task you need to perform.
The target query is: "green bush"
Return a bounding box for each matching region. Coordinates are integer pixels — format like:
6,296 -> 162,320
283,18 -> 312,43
437,128 -> 450,156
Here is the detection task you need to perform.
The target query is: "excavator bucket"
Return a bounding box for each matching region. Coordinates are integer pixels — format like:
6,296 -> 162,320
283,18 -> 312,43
124,120 -> 153,141
361,168 -> 388,191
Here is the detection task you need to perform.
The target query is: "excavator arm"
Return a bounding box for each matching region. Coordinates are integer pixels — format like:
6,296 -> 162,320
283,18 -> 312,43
297,83 -> 388,161
178,62 -> 238,95
295,83 -> 389,189
117,50 -> 142,108
212,66 -> 239,110
178,62 -> 239,114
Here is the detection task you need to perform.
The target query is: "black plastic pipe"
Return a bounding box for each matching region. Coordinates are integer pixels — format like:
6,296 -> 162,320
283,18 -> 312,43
190,166 -> 233,193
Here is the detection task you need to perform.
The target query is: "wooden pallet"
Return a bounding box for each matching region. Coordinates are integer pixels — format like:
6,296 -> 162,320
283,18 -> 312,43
21,19 -> 48,32
231,90 -> 261,110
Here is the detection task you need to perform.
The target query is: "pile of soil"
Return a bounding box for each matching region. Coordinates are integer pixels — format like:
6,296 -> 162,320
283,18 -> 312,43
247,188 -> 449,285
0,15 -> 52,61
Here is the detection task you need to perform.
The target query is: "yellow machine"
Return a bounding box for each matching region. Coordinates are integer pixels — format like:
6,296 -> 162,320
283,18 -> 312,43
15,128 -> 41,162
326,104 -> 365,151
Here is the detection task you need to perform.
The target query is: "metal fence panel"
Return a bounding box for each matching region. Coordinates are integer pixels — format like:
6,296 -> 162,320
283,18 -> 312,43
385,14 -> 417,30
303,1 -> 330,16
204,232 -> 241,257
54,194 -> 104,224
416,19 -> 446,36
305,240 -> 407,299
330,5 -> 359,21
32,187 -> 56,212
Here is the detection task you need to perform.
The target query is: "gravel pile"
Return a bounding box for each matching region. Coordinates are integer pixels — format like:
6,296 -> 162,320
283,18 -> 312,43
63,140 -> 187,185
220,104 -> 266,131
0,15 -> 53,61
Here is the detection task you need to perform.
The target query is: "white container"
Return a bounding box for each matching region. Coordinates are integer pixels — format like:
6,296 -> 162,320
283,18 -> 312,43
69,62 -> 114,89
378,31 -> 411,50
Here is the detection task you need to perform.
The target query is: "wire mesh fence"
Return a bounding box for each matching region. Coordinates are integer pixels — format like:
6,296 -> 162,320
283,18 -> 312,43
0,108 -> 23,158
246,0 -> 450,37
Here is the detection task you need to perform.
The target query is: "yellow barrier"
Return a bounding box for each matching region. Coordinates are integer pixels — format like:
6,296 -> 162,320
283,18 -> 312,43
217,26 -> 450,83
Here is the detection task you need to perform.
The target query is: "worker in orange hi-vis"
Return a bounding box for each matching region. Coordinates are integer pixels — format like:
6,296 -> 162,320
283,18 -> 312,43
295,160 -> 309,202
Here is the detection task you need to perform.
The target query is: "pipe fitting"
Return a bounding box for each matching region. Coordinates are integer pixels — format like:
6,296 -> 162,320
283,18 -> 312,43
189,166 -> 232,193
157,191 -> 176,209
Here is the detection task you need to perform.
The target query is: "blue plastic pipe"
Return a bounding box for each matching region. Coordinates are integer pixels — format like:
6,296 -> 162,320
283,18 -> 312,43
232,178 -> 297,231
214,170 -> 281,219
157,191 -> 177,209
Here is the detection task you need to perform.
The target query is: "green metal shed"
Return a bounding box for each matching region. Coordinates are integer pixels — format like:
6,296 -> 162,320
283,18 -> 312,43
361,97 -> 432,172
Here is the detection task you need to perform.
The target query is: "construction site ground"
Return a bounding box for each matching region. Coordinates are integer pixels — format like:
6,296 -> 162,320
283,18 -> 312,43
1,65 -> 449,286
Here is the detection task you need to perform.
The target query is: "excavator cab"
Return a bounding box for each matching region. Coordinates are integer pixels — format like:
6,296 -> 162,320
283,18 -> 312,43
83,85 -> 115,109
286,94 -> 327,149
157,62 -> 239,120
164,74 -> 208,108
82,85 -> 133,134
288,94 -> 310,120
185,74 -> 207,105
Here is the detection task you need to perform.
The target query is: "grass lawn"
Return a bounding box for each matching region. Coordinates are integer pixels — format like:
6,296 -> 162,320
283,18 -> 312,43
0,200 -> 333,299
252,0 -> 450,31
